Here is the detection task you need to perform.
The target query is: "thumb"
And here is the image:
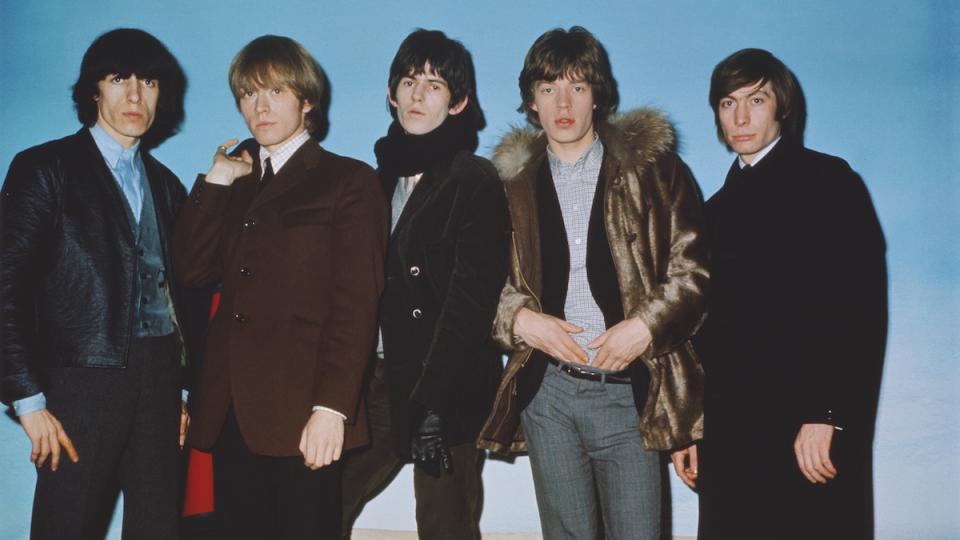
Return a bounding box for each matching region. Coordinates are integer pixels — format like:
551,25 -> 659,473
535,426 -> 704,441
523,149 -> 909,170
557,319 -> 583,334
240,149 -> 254,164
587,330 -> 608,349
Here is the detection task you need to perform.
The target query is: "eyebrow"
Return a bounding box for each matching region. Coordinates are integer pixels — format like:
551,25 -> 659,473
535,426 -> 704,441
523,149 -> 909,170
403,75 -> 448,87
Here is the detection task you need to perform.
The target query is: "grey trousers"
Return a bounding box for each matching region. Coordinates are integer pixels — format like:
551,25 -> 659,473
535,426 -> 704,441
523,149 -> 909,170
521,363 -> 661,540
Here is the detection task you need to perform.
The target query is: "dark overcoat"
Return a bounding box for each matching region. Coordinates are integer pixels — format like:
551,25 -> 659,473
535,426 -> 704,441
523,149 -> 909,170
173,139 -> 388,457
694,140 -> 887,539
379,150 -> 510,457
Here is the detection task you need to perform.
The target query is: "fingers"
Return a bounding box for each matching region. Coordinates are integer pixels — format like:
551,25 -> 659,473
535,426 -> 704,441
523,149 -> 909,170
556,318 -> 584,334
179,410 -> 189,449
240,149 -> 254,164
670,448 -> 698,489
59,430 -> 79,464
37,431 -> 50,468
216,139 -> 239,154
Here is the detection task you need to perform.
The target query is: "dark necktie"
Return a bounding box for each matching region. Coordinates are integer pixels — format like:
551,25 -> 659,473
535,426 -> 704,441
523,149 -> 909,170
258,157 -> 274,193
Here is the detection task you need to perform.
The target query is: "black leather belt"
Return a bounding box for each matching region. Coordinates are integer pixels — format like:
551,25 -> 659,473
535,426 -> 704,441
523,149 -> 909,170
547,357 -> 632,384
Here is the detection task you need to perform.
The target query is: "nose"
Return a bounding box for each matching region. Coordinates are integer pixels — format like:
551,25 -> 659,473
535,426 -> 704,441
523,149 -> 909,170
734,103 -> 749,126
411,81 -> 425,102
125,77 -> 142,103
255,92 -> 269,113
557,88 -> 571,109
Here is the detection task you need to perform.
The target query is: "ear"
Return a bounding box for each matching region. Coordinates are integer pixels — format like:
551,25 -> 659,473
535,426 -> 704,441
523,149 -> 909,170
448,96 -> 469,116
301,100 -> 313,114
387,86 -> 399,109
530,102 -> 539,113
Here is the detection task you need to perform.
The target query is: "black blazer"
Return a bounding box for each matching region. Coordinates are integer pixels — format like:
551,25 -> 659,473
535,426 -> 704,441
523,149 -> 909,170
1,129 -> 195,404
379,150 -> 510,456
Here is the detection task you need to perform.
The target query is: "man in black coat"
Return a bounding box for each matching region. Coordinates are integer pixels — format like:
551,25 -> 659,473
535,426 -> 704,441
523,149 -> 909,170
0,29 -> 195,538
672,48 -> 887,539
340,29 -> 510,539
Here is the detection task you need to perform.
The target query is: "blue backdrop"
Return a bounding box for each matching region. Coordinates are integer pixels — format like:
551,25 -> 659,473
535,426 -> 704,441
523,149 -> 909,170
1,1 -> 957,538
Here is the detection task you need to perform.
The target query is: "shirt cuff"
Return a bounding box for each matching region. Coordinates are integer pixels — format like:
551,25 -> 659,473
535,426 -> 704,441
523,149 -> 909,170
182,389 -> 189,403
312,405 -> 346,421
13,393 -> 46,416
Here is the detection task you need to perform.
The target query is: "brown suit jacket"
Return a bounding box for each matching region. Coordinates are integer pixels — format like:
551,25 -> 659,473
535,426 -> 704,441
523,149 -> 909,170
173,138 -> 388,456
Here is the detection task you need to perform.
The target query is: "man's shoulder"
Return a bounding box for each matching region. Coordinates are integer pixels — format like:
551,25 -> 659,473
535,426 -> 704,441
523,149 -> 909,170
449,151 -> 500,187
491,127 -> 545,184
600,107 -> 678,166
12,130 -> 88,166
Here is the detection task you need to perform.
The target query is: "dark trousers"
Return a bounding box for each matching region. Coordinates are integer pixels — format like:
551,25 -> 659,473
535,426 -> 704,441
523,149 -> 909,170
212,408 -> 341,540
32,335 -> 183,540
341,360 -> 484,540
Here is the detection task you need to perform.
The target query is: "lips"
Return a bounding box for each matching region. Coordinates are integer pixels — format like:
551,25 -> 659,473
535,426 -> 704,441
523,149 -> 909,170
122,112 -> 143,119
731,134 -> 754,142
555,118 -> 575,127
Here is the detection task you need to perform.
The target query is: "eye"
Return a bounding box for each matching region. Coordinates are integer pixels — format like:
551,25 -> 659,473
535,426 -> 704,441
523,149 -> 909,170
431,83 -> 441,91
402,79 -> 415,87
242,90 -> 255,98
573,85 -> 585,93
271,87 -> 282,95
141,78 -> 156,88
719,99 -> 735,109
111,74 -> 125,84
540,86 -> 553,95
751,96 -> 764,105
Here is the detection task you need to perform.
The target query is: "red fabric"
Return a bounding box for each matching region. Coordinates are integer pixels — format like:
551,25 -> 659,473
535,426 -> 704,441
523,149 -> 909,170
182,448 -> 214,516
182,291 -> 220,517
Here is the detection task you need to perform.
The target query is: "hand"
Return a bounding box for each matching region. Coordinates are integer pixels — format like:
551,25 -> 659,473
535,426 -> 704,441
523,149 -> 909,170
587,317 -> 652,371
179,401 -> 190,449
513,308 -> 588,364
299,409 -> 344,470
19,409 -> 79,471
794,423 -> 837,484
670,444 -> 699,490
410,410 -> 452,476
205,139 -> 253,186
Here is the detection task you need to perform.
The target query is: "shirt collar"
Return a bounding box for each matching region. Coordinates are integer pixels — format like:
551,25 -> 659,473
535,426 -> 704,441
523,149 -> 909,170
258,130 -> 311,176
90,123 -> 140,169
547,134 -> 603,173
739,136 -> 781,169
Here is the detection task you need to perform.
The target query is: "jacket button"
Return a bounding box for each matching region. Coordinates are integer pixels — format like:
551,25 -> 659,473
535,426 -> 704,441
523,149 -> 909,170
243,219 -> 257,229
411,308 -> 423,319
240,266 -> 253,277
409,265 -> 421,277
626,232 -> 637,243
234,313 -> 247,323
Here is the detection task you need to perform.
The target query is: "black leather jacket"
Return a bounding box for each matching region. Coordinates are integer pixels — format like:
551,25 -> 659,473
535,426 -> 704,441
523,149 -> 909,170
1,129 -> 193,404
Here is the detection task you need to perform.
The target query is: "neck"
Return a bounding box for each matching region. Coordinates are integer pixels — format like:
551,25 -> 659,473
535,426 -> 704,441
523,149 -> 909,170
547,129 -> 596,164
96,119 -> 139,149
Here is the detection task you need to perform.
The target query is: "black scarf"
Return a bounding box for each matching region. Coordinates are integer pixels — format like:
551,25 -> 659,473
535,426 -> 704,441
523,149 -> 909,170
374,114 -> 478,178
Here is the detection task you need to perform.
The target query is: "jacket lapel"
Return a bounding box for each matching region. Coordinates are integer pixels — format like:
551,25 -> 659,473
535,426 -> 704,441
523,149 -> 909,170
246,138 -> 322,213
391,168 -> 442,239
76,129 -> 137,245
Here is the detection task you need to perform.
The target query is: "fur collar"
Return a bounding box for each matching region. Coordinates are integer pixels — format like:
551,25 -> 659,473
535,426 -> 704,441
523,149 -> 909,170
492,107 -> 676,181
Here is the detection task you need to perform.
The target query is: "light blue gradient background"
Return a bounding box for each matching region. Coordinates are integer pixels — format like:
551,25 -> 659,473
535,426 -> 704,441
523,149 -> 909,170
1,1 -> 956,538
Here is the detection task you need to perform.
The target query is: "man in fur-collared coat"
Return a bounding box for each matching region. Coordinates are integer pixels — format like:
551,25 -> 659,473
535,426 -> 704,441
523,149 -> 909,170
477,26 -> 708,540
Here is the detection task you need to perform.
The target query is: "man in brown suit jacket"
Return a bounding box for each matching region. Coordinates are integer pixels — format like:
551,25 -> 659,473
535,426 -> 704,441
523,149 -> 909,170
173,35 -> 387,539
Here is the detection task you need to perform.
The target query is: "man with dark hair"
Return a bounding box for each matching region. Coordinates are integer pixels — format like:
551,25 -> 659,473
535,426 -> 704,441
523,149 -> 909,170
339,29 -> 509,540
173,35 -> 387,538
677,48 -> 886,539
1,28 -> 193,538
478,26 -> 708,539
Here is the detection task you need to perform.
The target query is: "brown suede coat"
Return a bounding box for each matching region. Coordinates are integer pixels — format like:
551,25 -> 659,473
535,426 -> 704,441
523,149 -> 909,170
477,108 -> 708,454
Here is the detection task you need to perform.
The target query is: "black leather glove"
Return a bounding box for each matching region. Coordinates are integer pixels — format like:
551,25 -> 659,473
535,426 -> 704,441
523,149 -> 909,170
410,410 -> 453,476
